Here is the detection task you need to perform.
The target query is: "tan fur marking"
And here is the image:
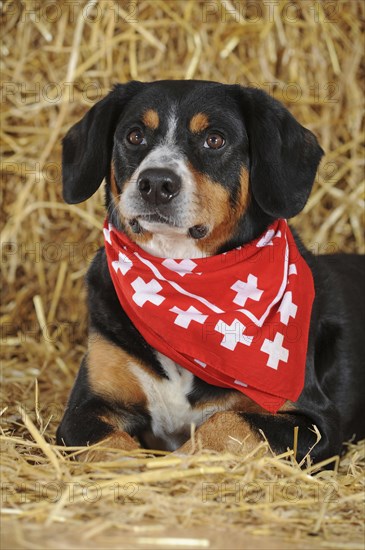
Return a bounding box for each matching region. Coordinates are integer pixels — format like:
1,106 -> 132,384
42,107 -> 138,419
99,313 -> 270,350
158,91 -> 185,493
176,411 -> 262,454
192,391 -> 266,415
189,112 -> 209,134
79,431 -> 140,462
230,393 -> 290,414
279,400 -> 296,412
100,431 -> 139,451
238,166 -> 250,212
142,109 -> 159,130
189,164 -> 250,255
87,333 -> 147,405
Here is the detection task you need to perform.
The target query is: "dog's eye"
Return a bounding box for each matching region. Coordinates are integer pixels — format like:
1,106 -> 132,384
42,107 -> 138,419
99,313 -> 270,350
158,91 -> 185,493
127,129 -> 146,145
204,133 -> 225,150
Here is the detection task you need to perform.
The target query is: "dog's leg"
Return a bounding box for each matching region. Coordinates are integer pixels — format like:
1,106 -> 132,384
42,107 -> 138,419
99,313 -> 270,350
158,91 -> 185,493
176,411 -> 262,455
176,411 -> 333,462
56,358 -> 141,460
57,333 -> 150,459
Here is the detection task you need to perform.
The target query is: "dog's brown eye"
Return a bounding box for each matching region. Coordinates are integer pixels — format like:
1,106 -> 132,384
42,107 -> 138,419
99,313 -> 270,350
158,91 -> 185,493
204,133 -> 225,149
127,129 -> 146,145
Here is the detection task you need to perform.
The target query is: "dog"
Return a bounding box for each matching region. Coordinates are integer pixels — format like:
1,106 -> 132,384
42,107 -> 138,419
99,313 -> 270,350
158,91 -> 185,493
57,80 -> 364,462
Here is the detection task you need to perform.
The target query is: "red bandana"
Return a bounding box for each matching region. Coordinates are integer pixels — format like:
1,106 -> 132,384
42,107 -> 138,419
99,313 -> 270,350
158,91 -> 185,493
103,219 -> 314,413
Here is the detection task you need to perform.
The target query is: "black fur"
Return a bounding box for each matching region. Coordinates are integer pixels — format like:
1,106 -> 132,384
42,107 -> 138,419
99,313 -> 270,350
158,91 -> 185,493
62,81 -> 145,204
235,86 -> 324,218
57,80 -> 364,463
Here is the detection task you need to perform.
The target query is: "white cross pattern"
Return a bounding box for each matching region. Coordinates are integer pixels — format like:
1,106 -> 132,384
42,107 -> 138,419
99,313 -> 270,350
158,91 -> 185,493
131,277 -> 165,307
289,263 -> 297,275
234,379 -> 248,387
215,319 -> 253,351
256,228 -> 282,247
170,305 -> 208,329
278,291 -> 297,325
261,332 -> 289,370
112,251 -> 133,276
231,275 -> 264,307
194,358 -> 206,368
103,224 -> 112,244
162,258 -> 198,277
256,228 -> 275,247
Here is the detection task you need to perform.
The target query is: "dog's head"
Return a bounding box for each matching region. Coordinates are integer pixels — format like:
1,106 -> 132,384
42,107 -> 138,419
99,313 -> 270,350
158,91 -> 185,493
62,80 -> 323,257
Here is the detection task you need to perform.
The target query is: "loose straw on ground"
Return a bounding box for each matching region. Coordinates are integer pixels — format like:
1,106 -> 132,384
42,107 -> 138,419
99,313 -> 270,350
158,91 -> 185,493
1,1 -> 364,548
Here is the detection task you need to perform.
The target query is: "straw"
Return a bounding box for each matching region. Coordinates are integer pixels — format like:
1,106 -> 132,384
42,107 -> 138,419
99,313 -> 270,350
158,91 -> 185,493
1,1 -> 364,548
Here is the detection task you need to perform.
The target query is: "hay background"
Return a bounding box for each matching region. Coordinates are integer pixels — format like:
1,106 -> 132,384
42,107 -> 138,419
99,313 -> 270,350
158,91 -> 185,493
1,1 -> 364,549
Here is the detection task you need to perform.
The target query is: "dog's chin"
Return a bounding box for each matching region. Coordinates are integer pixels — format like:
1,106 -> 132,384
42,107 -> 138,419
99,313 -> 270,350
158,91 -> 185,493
135,212 -> 180,232
129,215 -> 209,240
139,219 -> 187,236
131,216 -> 210,258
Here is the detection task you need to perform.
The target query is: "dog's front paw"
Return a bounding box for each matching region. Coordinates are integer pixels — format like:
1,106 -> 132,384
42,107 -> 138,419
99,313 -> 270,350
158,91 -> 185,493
174,411 -> 263,455
76,431 -> 140,462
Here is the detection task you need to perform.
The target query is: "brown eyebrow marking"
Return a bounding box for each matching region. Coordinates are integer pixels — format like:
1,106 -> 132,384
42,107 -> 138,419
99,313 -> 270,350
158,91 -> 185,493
189,113 -> 209,133
142,109 -> 159,130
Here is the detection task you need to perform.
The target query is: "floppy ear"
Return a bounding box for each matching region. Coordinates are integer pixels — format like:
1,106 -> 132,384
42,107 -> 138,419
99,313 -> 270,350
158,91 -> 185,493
62,81 -> 145,204
237,87 -> 324,218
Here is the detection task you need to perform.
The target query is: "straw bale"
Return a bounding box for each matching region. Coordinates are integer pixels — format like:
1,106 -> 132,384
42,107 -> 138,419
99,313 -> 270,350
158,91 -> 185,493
1,1 -> 364,548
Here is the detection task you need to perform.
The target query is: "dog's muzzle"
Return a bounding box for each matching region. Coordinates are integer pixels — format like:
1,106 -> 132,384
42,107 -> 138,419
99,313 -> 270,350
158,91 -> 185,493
137,168 -> 181,206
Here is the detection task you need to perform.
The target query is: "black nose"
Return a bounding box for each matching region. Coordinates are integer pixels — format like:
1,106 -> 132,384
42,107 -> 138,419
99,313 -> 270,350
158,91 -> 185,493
137,168 -> 181,205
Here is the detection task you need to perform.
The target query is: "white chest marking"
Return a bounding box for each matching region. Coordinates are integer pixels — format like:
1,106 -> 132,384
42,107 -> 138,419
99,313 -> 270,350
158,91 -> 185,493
131,353 -> 204,450
138,229 -> 204,259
